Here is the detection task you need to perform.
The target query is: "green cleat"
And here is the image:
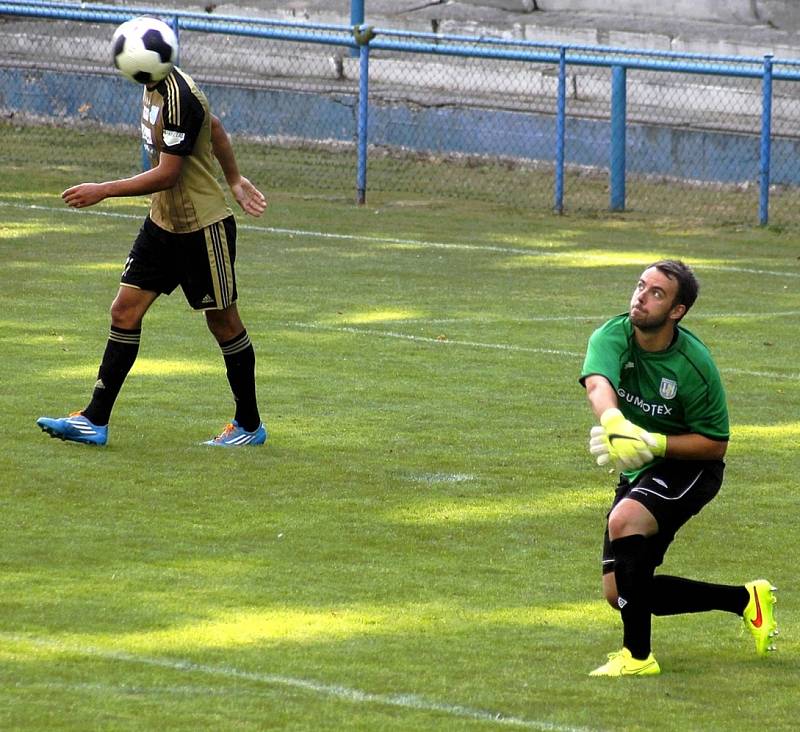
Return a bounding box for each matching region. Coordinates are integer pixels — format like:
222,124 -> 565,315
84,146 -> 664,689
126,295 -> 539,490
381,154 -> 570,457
589,648 -> 661,677
743,579 -> 777,656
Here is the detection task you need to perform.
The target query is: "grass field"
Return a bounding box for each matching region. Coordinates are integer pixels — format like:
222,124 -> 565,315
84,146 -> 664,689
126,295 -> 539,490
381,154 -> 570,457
1,130 -> 799,731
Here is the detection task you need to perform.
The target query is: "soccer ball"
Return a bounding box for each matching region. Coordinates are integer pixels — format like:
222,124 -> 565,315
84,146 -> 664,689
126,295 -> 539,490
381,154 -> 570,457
112,17 -> 178,84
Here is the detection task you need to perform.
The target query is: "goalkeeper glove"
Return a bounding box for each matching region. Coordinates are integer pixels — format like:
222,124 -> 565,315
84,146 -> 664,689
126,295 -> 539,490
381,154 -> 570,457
589,425 -> 613,467
632,424 -> 667,458
589,423 -> 667,469
599,408 -> 654,470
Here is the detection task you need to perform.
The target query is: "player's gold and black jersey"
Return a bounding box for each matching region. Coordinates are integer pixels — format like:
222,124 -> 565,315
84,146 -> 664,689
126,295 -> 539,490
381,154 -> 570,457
140,67 -> 232,233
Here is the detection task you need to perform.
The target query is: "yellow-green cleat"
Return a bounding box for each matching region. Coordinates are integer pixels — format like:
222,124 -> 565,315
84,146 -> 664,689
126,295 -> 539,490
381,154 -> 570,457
743,579 -> 778,656
589,647 -> 661,677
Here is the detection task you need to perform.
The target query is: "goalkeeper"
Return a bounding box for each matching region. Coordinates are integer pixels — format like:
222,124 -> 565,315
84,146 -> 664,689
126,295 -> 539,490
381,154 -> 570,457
579,259 -> 776,677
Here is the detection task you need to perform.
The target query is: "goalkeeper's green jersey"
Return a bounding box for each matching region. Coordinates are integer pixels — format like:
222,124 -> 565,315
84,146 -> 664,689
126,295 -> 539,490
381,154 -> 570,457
580,314 -> 729,475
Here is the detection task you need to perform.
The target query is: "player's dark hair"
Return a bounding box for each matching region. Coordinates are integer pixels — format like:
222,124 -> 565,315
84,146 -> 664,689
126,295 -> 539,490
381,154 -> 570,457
647,259 -> 699,318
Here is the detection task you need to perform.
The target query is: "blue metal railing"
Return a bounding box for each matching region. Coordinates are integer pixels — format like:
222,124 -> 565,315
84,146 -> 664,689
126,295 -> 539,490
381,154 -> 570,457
554,47 -> 566,215
355,29 -> 370,204
609,66 -> 627,213
759,55 -> 774,226
349,0 -> 363,58
0,0 -> 795,222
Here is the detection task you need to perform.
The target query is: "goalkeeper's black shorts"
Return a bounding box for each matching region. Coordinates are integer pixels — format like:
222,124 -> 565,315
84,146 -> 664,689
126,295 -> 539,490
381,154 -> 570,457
601,458 -> 725,574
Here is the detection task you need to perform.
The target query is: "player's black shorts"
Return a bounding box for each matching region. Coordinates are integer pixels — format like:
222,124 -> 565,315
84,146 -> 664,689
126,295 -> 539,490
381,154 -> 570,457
121,215 -> 238,311
601,459 -> 725,574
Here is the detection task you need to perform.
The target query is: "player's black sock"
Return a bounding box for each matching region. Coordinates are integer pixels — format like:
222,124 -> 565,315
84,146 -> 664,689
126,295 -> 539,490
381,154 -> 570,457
82,326 -> 141,426
611,534 -> 654,660
650,575 -> 749,616
220,330 -> 260,432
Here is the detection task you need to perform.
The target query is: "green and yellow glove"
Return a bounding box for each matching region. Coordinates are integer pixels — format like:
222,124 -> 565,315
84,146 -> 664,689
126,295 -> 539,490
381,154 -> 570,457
632,423 -> 667,458
589,425 -> 613,466
593,408 -> 666,470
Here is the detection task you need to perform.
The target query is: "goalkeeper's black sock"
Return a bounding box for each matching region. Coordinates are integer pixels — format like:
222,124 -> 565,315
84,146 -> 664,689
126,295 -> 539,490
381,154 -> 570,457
220,330 -> 261,432
82,325 -> 141,426
650,575 -> 749,616
611,535 -> 655,660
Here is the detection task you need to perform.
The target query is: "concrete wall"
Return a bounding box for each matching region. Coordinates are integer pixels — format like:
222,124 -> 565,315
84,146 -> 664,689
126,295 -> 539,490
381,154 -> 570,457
462,0 -> 800,27
535,1 -> 760,23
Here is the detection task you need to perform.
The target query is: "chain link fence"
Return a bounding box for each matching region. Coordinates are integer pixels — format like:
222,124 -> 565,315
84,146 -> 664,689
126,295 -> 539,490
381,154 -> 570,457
2,2 -> 799,225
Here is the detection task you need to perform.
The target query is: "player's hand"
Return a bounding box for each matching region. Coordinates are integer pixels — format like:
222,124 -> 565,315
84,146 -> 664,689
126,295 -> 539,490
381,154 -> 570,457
589,425 -> 613,466
62,183 -> 108,208
588,424 -> 665,468
599,408 -> 654,470
589,422 -> 652,470
230,176 -> 267,217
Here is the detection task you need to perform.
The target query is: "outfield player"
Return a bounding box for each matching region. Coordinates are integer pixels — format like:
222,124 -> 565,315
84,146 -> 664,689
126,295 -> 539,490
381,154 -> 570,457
579,260 -> 776,676
37,62 -> 267,446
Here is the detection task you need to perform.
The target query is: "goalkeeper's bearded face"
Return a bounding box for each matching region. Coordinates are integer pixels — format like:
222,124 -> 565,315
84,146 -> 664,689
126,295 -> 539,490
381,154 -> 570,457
629,267 -> 685,331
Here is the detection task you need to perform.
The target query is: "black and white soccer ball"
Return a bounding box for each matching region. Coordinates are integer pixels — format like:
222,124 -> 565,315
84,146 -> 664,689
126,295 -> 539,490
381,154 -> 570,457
112,17 -> 178,84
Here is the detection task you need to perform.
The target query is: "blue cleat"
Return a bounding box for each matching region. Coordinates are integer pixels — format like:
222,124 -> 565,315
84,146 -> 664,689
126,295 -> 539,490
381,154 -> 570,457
37,412 -> 108,446
203,420 -> 267,446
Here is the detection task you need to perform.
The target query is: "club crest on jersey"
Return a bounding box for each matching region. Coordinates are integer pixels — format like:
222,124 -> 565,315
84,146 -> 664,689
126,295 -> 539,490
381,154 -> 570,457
659,377 -> 678,400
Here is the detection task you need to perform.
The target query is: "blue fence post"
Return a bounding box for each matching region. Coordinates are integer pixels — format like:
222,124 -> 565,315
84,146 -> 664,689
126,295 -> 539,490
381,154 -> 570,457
171,15 -> 180,64
609,65 -> 627,212
354,25 -> 375,205
554,46 -> 566,214
759,54 -> 774,226
349,0 -> 364,58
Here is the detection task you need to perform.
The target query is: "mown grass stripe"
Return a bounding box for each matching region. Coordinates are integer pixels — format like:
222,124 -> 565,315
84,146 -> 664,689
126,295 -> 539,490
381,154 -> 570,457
3,200 -> 799,279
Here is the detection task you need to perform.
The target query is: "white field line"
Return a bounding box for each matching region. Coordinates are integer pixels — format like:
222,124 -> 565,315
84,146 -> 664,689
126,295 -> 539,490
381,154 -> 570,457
4,200 -> 800,279
684,310 -> 800,320
0,634 -> 593,732
400,311 -> 800,324
722,367 -> 800,380
408,472 -> 476,484
285,321 -> 800,381
286,321 -> 583,358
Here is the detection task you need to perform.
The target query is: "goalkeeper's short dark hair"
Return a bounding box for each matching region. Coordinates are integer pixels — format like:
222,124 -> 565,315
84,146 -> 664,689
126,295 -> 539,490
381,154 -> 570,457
648,259 -> 699,318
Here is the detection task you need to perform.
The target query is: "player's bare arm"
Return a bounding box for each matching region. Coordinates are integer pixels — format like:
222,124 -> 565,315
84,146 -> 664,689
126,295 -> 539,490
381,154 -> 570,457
584,374 -> 618,419
663,433 -> 727,460
62,153 -> 184,208
210,114 -> 267,218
